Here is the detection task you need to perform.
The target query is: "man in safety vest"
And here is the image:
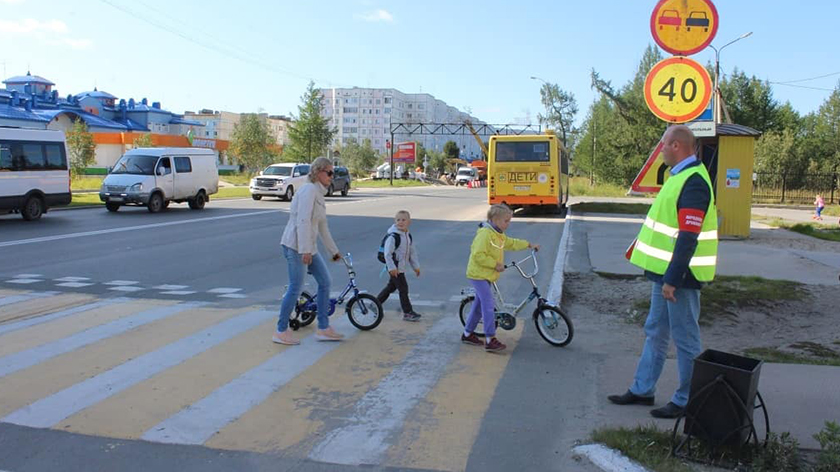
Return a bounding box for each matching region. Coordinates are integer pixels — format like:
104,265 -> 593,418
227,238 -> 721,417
608,125 -> 718,419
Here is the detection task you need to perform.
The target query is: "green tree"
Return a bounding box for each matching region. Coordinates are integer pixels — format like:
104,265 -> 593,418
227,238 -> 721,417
754,128 -> 801,174
340,138 -> 379,177
427,149 -> 448,175
443,140 -> 460,160
132,133 -> 154,148
813,83 -> 840,172
229,113 -> 277,172
65,119 -> 96,176
719,69 -> 784,132
285,81 -> 336,162
537,82 -> 578,148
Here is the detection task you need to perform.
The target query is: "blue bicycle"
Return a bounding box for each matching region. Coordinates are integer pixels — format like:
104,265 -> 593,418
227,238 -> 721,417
289,253 -> 384,331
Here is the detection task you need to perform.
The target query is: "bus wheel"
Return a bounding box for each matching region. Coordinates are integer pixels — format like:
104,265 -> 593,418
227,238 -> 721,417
21,195 -> 44,221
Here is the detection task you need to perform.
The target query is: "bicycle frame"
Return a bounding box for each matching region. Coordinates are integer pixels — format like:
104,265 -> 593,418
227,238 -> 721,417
489,250 -> 547,315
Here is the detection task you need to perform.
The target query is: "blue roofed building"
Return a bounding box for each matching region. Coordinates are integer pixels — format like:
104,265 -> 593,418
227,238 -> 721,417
0,71 -> 218,168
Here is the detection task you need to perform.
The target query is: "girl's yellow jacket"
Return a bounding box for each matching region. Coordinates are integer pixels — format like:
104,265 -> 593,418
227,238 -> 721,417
466,223 -> 529,282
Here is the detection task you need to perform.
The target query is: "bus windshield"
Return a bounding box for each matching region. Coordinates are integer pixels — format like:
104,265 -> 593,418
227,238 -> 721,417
111,155 -> 158,175
494,141 -> 550,162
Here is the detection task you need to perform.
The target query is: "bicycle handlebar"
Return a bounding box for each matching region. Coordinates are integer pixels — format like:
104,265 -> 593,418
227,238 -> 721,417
342,252 -> 354,269
504,248 -> 539,279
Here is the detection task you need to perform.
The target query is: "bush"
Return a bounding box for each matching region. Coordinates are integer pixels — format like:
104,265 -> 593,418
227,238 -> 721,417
814,421 -> 840,472
752,432 -> 803,472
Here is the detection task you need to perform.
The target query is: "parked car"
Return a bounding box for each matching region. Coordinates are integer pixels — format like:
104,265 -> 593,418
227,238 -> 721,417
100,147 -> 218,213
455,167 -> 478,186
327,166 -> 351,197
249,163 -> 310,201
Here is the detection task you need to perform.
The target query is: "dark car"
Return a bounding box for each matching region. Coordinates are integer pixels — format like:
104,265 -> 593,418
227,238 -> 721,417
327,166 -> 351,197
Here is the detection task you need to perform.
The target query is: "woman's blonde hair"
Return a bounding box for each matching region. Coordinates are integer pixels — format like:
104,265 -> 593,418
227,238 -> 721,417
308,157 -> 333,183
487,204 -> 513,221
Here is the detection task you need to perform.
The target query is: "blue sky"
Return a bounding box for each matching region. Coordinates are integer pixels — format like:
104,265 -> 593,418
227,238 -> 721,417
1,0 -> 838,127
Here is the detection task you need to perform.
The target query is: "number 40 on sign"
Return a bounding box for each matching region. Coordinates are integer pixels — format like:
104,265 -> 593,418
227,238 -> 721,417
644,56 -> 712,123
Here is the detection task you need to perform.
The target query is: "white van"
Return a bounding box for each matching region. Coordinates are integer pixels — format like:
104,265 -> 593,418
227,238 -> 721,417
455,167 -> 478,186
99,147 -> 218,213
0,128 -> 71,220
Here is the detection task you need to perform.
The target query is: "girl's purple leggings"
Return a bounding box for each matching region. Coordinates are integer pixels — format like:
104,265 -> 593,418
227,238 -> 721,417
465,279 -> 496,338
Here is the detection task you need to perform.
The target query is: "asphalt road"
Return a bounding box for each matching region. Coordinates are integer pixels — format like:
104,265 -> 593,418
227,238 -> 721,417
0,186 -> 607,472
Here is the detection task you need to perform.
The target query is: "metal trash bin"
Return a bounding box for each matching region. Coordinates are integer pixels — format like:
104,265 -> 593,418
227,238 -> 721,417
684,349 -> 763,446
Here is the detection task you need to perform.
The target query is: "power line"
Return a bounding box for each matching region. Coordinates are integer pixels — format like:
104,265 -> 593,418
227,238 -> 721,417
99,0 -> 338,86
769,82 -> 834,92
775,71 -> 840,85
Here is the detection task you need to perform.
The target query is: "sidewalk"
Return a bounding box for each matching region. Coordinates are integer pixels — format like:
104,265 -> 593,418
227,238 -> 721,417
567,208 -> 840,452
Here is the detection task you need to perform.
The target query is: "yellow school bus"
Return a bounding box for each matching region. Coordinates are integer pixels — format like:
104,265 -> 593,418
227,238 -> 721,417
487,132 -> 569,212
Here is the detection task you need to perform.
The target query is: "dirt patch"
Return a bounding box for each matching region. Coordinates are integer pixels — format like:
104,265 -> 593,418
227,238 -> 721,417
564,272 -> 840,363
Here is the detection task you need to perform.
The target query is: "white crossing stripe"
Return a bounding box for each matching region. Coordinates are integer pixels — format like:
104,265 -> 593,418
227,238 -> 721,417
108,286 -> 145,292
160,290 -> 197,296
2,309 -> 275,428
104,280 -> 140,286
142,316 -> 358,445
152,285 -> 189,290
0,297 -> 130,337
0,291 -> 59,308
308,316 -> 462,466
217,293 -> 247,299
54,277 -> 91,282
55,282 -> 94,288
0,302 -> 203,379
6,279 -> 42,284
13,274 -> 41,278
207,288 -> 242,294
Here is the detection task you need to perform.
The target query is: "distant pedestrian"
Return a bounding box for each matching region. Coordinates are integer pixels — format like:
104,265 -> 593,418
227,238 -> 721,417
609,125 -> 718,419
814,194 -> 825,221
273,157 -> 344,346
461,204 -> 539,352
376,210 -> 423,322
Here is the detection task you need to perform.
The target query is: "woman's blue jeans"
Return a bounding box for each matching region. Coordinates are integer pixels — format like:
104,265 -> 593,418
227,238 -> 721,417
630,282 -> 702,408
277,245 -> 332,332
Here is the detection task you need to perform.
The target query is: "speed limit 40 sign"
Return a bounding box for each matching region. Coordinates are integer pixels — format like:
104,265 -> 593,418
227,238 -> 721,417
644,56 -> 712,123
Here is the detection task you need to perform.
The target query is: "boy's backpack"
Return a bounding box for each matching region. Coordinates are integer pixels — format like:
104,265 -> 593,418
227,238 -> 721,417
377,232 -> 412,264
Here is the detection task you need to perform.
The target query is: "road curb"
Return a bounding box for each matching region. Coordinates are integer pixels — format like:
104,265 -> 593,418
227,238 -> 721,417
572,444 -> 650,472
547,208 -> 573,305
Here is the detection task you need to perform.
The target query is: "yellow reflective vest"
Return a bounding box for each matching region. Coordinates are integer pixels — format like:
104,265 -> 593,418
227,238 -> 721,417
629,163 -> 718,282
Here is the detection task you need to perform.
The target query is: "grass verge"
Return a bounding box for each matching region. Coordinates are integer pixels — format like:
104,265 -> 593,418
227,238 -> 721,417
744,344 -> 840,367
591,424 -> 693,472
786,223 -> 840,242
352,179 -> 430,188
71,176 -> 104,191
631,275 -> 806,326
573,202 -> 651,215
69,187 -> 251,207
568,177 -> 635,198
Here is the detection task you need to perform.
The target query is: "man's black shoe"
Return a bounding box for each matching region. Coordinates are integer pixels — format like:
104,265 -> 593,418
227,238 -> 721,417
607,390 -> 655,406
650,402 -> 685,419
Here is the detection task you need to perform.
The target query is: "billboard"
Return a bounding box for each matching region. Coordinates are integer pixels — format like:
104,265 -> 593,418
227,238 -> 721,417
393,142 -> 416,163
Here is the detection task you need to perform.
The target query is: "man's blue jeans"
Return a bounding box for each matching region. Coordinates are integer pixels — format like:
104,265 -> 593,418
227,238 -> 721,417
277,245 -> 332,332
630,281 -> 702,407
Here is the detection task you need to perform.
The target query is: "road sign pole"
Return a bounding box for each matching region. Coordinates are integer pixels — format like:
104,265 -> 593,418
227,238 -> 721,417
388,136 -> 394,186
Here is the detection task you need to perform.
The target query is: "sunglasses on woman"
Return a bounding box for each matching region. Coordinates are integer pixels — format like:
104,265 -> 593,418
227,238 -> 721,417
323,170 -> 334,177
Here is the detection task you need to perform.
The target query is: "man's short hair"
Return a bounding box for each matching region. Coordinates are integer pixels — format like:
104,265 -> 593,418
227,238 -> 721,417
668,125 -> 696,151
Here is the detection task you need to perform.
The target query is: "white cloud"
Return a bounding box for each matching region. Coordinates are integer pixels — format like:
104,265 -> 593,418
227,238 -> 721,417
0,18 -> 91,49
355,9 -> 393,22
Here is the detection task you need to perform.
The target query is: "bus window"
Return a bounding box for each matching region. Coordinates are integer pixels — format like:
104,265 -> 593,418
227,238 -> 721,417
494,141 -> 550,162
44,143 -> 67,170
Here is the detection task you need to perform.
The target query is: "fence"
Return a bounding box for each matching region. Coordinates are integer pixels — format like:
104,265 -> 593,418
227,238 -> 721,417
752,171 -> 839,204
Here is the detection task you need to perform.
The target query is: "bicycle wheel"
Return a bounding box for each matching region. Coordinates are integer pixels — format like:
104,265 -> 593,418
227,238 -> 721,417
459,296 -> 498,338
296,291 -> 316,327
533,305 -> 573,347
347,293 -> 383,330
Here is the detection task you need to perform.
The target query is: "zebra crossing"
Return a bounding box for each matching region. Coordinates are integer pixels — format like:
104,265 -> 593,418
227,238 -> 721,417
0,289 -> 523,471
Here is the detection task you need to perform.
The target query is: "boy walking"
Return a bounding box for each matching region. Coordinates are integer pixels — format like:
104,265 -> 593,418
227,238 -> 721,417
377,210 -> 422,321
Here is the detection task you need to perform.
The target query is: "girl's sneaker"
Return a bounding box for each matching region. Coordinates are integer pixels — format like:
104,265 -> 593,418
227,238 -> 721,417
461,332 -> 483,346
272,330 -> 300,345
315,326 -> 344,341
484,337 -> 506,352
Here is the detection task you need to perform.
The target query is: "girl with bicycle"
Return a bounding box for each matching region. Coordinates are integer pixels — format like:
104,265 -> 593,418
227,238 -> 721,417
462,204 -> 539,352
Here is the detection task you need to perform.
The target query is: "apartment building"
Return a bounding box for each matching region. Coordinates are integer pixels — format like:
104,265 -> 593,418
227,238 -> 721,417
319,87 -> 486,160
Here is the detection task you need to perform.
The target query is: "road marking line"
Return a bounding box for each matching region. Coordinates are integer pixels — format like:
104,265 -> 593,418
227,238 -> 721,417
108,286 -> 145,292
0,302 -> 203,379
152,285 -> 189,290
0,291 -> 59,308
55,282 -> 94,288
5,279 -> 42,284
547,208 -> 572,305
159,290 -> 197,296
12,274 -> 41,278
572,444 -> 649,472
217,293 -> 247,299
142,316 -> 357,445
0,298 -> 130,337
207,288 -> 242,294
103,280 -> 140,286
308,316 -> 462,466
0,210 -> 282,249
54,277 -> 91,282
2,309 -> 275,428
